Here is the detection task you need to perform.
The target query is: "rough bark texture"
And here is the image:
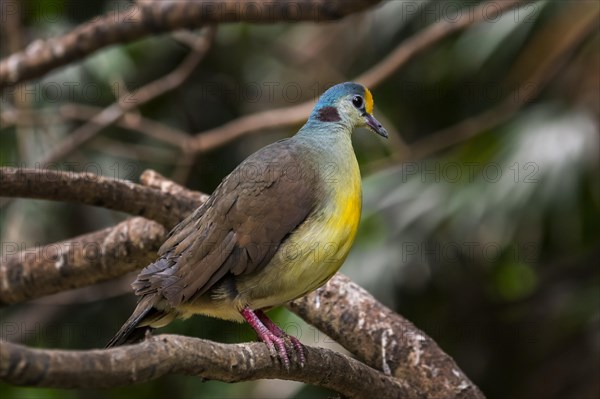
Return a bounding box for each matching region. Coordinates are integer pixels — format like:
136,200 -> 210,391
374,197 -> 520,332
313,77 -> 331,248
0,217 -> 165,305
139,169 -> 209,204
0,335 -> 407,398
0,167 -> 199,229
0,0 -> 383,89
289,275 -> 486,398
0,167 -> 486,397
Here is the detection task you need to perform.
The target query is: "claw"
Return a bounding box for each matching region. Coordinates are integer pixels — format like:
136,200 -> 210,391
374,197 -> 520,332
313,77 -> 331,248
256,309 -> 305,367
240,307 -> 305,369
287,335 -> 306,367
271,334 -> 290,370
261,332 -> 277,358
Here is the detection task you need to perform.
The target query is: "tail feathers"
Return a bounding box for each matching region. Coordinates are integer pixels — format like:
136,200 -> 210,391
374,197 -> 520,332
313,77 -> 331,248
106,325 -> 154,348
106,297 -> 162,348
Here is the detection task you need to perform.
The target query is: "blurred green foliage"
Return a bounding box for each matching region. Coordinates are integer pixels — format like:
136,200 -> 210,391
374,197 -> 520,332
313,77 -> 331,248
1,0 -> 599,398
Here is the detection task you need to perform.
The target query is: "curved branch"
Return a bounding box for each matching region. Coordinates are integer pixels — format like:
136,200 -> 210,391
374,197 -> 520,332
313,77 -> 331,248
38,26 -> 216,164
0,104 -> 192,149
2,167 -> 485,396
0,167 -> 203,228
289,274 -> 485,399
0,217 -> 165,306
1,0 -> 533,163
403,1 -> 599,161
0,0 -> 383,89
0,335 -> 406,398
189,102 -> 313,152
188,0 -> 533,154
138,169 -> 207,202
0,168 -> 205,304
357,0 -> 532,87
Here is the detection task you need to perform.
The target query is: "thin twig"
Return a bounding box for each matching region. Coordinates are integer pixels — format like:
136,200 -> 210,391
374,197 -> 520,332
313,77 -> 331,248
39,26 -> 216,164
357,0 -> 534,87
189,101 -> 313,152
61,104 -> 191,149
404,1 -> 599,161
1,104 -> 191,149
3,1 -> 534,164
87,136 -> 179,164
187,0 -> 533,154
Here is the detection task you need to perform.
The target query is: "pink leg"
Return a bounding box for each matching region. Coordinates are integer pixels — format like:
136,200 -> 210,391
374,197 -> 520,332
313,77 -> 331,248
255,310 -> 306,367
240,307 -> 290,369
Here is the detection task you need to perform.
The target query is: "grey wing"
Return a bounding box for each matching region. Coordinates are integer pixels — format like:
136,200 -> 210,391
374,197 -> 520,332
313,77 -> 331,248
132,141 -> 317,307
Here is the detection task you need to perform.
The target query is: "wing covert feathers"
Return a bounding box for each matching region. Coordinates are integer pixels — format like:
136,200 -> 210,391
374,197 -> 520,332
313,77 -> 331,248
132,140 -> 318,307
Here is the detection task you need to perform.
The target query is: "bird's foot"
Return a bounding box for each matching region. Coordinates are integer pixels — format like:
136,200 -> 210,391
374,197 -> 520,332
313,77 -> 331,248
256,309 -> 306,367
240,307 -> 304,370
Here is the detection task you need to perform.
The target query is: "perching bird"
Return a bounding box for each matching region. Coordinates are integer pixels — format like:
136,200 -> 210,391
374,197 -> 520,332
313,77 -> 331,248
106,82 -> 388,368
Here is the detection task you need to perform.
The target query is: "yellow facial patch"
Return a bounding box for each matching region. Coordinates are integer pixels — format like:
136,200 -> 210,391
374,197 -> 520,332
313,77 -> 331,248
364,87 -> 374,115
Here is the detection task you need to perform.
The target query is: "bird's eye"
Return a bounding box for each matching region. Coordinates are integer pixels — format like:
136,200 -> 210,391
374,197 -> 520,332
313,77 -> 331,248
352,95 -> 363,109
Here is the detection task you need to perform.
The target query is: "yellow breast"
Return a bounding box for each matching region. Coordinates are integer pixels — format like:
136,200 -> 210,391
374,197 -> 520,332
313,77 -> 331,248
321,171 -> 362,266
238,156 -> 362,311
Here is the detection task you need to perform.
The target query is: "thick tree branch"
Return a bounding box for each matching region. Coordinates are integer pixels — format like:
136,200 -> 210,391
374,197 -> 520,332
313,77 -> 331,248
0,168 -> 204,304
289,274 -> 485,399
0,217 -> 165,306
1,167 -> 485,396
0,167 -> 202,228
0,335 -> 407,398
0,0 -> 383,89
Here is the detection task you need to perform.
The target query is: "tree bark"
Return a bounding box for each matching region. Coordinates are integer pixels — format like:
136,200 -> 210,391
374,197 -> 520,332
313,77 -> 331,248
0,167 -> 201,229
290,275 -> 485,399
0,335 -> 408,399
0,217 -> 165,306
1,167 -> 486,398
0,0 -> 384,89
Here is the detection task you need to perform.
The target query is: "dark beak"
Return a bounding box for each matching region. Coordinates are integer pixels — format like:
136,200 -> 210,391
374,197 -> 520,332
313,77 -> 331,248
364,113 -> 388,138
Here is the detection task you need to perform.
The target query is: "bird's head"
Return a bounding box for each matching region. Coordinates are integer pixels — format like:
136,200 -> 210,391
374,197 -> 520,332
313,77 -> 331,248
310,82 -> 388,138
